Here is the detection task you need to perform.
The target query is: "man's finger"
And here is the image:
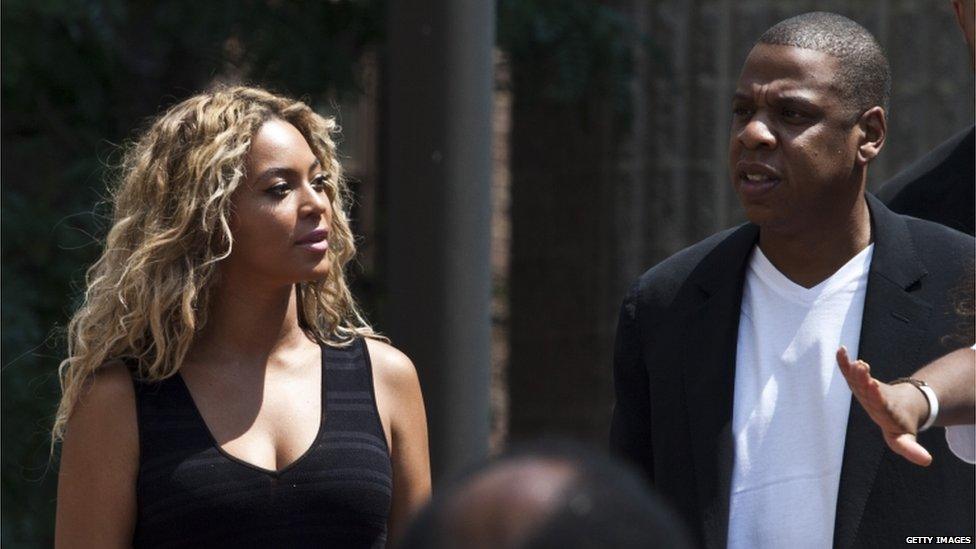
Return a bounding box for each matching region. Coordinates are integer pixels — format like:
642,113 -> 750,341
889,432 -> 933,467
837,346 -> 852,371
837,347 -> 862,389
838,347 -> 873,394
851,360 -> 875,390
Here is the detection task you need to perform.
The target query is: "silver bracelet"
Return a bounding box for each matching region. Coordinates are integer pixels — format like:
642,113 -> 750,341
890,377 -> 940,432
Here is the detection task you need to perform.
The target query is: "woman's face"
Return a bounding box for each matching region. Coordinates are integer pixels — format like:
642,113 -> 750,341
225,118 -> 335,287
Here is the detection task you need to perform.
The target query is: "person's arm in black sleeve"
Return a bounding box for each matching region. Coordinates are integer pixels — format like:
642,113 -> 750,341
610,282 -> 654,483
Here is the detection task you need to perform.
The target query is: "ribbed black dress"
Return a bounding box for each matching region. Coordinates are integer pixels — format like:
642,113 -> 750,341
130,338 -> 392,548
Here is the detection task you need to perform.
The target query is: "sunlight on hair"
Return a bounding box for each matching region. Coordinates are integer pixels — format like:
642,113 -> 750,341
53,86 -> 379,446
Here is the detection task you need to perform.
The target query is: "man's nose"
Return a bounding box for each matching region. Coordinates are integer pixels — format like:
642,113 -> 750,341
738,116 -> 777,150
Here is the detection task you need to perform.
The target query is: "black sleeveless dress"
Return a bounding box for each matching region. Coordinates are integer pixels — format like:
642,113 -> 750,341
130,339 -> 392,548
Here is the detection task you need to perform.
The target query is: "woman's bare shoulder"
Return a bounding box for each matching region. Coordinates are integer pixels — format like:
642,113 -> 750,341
77,362 -> 135,408
56,362 -> 139,545
363,337 -> 420,391
62,362 -> 138,448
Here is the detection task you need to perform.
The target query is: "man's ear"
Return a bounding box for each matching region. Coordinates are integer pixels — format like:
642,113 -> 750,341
856,106 -> 886,165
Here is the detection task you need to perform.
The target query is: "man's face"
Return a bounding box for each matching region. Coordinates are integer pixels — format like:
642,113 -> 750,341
728,44 -> 863,233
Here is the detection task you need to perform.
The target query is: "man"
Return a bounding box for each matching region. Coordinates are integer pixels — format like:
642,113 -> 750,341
399,442 -> 693,549
610,12 -> 975,549
877,0 -> 975,236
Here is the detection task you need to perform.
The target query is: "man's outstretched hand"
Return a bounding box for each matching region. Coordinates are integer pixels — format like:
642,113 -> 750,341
836,346 -> 933,466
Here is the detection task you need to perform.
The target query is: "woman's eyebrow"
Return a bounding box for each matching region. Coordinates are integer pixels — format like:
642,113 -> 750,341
256,166 -> 298,183
257,159 -> 321,183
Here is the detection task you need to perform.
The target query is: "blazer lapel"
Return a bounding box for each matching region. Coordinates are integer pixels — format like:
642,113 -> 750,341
833,194 -> 931,549
680,224 -> 758,549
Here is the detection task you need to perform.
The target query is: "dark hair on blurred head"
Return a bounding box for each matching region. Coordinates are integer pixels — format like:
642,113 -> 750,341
758,11 -> 891,117
398,439 -> 693,549
517,444 -> 692,549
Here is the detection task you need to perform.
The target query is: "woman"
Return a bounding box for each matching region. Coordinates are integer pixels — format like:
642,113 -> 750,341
54,86 -> 431,548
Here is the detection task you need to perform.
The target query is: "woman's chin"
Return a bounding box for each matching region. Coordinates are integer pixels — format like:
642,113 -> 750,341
298,266 -> 331,284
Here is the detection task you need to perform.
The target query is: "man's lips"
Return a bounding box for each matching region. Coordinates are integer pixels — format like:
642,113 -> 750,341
735,162 -> 782,198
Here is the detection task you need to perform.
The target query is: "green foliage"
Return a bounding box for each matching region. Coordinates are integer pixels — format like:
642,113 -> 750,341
1,1 -> 383,544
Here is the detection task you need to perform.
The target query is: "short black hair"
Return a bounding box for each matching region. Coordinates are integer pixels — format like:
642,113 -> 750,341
759,11 -> 891,116
517,444 -> 693,549
397,440 -> 694,549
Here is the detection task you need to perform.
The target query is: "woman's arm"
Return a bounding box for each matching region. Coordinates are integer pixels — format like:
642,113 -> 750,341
914,347 -> 976,426
55,363 -> 139,548
837,346 -> 976,466
366,339 -> 432,545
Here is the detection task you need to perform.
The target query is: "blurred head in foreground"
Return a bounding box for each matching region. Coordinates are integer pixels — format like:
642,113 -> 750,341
398,442 -> 693,549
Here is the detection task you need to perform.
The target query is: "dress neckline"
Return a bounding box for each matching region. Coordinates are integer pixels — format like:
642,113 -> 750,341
174,344 -> 328,478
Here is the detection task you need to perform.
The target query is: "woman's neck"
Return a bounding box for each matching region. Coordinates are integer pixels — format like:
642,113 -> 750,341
187,273 -> 311,369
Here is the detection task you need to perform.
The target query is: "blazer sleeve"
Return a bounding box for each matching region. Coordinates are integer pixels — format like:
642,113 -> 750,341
609,281 -> 654,483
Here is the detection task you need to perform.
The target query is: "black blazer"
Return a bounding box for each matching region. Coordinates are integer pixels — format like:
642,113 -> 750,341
611,194 -> 975,549
877,125 -> 975,236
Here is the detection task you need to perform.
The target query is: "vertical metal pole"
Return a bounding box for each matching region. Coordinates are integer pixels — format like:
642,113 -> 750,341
385,0 -> 494,481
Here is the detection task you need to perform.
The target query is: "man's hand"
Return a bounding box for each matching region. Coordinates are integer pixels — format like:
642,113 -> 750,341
836,346 -> 933,466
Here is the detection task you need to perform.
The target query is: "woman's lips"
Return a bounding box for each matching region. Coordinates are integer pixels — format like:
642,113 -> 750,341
299,240 -> 329,253
296,229 -> 329,253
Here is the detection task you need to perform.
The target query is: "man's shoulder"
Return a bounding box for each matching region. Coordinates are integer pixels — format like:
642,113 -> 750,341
901,214 -> 974,262
877,125 -> 975,205
631,224 -> 751,307
880,212 -> 974,300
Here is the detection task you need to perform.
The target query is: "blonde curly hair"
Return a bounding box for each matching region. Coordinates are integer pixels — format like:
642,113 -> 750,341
54,86 -> 376,442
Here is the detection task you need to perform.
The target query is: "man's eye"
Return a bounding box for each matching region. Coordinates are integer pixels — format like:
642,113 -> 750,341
732,107 -> 752,117
782,109 -> 805,120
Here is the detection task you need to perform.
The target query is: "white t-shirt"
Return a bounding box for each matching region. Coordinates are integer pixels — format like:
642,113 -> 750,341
946,425 -> 976,463
942,344 -> 975,463
728,244 -> 874,549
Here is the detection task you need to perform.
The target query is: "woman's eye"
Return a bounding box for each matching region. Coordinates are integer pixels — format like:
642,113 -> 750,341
312,174 -> 329,191
266,183 -> 290,197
